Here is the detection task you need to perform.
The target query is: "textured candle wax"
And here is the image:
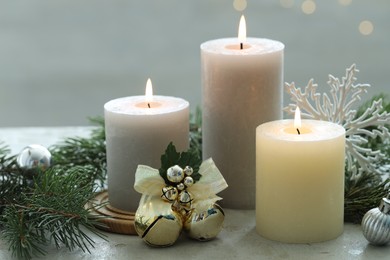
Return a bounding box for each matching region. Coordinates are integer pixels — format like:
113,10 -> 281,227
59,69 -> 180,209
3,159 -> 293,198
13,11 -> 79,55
201,38 -> 284,209
256,120 -> 345,243
105,96 -> 189,212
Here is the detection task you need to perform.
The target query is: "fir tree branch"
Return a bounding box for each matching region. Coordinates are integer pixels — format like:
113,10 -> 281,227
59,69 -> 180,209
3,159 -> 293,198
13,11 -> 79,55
49,117 -> 107,188
1,166 -> 106,259
0,146 -> 28,216
344,170 -> 389,223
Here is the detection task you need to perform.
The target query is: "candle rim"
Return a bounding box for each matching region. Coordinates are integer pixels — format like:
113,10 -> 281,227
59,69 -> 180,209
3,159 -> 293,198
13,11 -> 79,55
256,119 -> 345,142
200,37 -> 284,55
104,95 -> 189,116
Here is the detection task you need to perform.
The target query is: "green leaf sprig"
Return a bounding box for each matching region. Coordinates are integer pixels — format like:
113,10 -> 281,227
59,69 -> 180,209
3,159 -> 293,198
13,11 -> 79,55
159,142 -> 202,186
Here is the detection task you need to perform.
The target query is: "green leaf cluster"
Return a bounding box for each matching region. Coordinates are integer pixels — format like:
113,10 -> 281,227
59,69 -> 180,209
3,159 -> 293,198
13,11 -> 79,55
159,142 -> 202,185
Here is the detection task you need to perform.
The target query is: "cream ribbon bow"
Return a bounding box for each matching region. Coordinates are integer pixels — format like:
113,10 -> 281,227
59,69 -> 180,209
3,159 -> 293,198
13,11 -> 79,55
134,158 -> 228,213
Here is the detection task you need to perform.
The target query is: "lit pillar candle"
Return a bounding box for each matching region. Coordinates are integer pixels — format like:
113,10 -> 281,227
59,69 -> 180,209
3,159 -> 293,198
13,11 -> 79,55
201,15 -> 284,209
256,108 -> 345,243
104,79 -> 189,212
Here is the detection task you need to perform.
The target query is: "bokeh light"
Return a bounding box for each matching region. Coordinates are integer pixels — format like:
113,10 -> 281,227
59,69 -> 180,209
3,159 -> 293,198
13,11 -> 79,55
359,20 -> 374,35
233,0 -> 247,12
301,0 -> 316,15
339,0 -> 353,6
280,0 -> 294,8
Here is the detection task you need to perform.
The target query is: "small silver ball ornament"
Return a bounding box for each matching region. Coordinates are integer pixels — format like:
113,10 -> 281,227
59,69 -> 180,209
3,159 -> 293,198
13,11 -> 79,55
177,182 -> 185,191
17,144 -> 51,170
167,165 -> 185,183
183,176 -> 194,187
362,193 -> 390,246
184,166 -> 193,176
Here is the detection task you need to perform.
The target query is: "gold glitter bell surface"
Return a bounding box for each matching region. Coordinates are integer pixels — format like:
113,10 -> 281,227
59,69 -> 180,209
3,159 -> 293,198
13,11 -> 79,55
362,192 -> 390,246
135,195 -> 183,247
184,203 -> 225,241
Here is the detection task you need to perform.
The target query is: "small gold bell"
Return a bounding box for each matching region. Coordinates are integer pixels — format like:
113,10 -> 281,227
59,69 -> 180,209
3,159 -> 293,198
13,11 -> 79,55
161,186 -> 178,202
184,204 -> 225,241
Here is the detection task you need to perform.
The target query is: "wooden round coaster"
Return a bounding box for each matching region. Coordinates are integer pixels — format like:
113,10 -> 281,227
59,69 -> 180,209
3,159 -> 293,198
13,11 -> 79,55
86,190 -> 137,235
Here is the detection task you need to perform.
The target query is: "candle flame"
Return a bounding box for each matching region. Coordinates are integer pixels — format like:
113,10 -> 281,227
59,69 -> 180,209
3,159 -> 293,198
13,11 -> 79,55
294,106 -> 302,129
145,78 -> 153,102
238,15 -> 246,45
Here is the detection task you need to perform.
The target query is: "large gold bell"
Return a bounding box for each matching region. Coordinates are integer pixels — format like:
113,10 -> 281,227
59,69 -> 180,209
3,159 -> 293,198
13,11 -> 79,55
184,204 -> 225,241
135,195 -> 183,247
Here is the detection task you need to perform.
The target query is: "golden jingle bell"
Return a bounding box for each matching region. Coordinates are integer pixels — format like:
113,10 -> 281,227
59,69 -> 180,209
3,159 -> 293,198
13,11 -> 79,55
135,195 -> 183,247
161,186 -> 178,202
184,204 -> 225,241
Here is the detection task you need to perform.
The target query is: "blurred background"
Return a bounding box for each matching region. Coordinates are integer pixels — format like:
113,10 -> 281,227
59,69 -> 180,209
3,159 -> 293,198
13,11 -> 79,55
0,0 -> 388,126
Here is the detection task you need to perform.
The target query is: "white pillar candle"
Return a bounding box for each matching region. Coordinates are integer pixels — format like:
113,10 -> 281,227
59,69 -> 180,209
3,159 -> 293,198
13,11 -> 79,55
104,79 -> 189,212
256,114 -> 345,243
201,16 -> 284,209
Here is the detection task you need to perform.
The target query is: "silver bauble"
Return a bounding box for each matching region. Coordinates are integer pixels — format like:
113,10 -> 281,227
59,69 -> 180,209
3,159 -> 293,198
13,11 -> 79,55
183,176 -> 194,187
184,203 -> 225,241
161,186 -> 178,202
184,166 -> 193,176
167,165 -> 185,183
362,193 -> 390,246
177,182 -> 185,191
17,144 -> 51,170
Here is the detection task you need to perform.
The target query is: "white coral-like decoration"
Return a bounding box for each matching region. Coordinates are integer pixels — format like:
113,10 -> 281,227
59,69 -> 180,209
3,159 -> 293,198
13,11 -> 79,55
284,64 -> 390,178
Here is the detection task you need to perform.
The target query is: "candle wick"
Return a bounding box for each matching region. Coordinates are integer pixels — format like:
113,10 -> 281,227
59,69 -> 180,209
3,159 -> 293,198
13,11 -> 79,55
296,128 -> 300,135
148,103 -> 151,108
240,42 -> 243,50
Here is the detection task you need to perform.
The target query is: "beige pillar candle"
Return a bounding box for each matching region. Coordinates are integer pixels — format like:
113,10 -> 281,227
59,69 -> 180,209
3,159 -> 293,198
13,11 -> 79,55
256,114 -> 345,243
201,16 -> 284,209
104,79 -> 189,212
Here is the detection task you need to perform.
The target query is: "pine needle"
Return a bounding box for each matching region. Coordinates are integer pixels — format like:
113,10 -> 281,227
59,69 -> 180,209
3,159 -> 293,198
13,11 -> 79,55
1,166 -> 106,259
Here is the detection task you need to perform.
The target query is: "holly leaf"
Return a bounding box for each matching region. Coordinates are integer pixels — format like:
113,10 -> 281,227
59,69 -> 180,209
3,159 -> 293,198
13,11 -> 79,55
160,142 -> 180,169
159,142 -> 202,185
177,150 -> 201,183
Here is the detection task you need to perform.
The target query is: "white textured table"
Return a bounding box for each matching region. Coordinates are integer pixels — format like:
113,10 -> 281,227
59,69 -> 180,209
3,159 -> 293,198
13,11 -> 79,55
1,127 -> 389,260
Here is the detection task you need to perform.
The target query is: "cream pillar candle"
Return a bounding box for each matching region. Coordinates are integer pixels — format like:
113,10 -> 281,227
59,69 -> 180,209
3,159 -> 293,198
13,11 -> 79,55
256,115 -> 345,243
201,16 -> 284,209
104,79 -> 189,212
